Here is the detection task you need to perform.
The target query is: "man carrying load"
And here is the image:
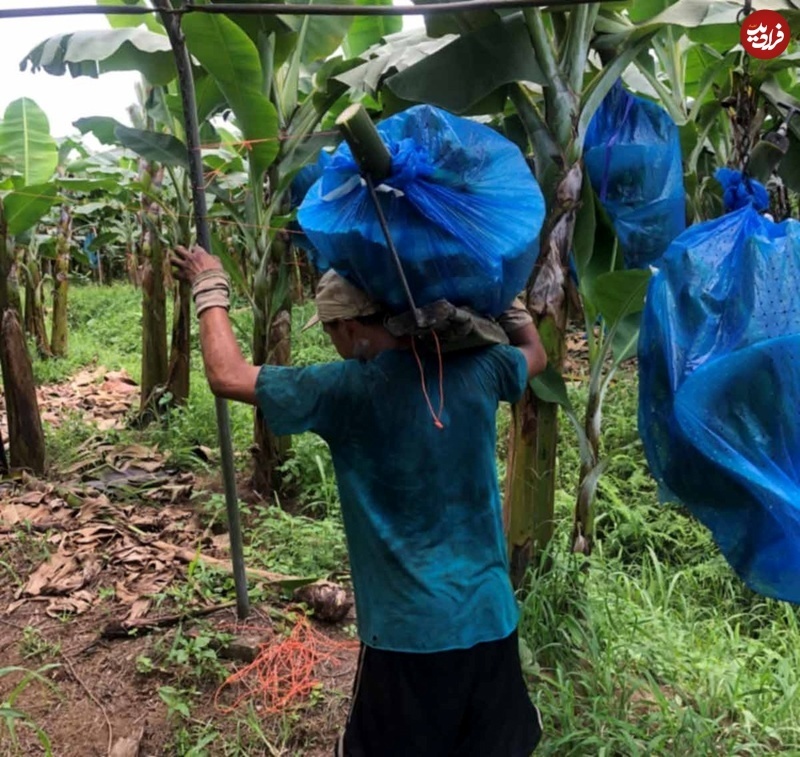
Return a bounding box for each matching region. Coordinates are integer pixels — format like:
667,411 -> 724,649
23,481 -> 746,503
172,244 -> 547,757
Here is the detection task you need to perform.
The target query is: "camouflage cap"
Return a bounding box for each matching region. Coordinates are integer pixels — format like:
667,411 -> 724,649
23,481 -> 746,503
302,269 -> 382,331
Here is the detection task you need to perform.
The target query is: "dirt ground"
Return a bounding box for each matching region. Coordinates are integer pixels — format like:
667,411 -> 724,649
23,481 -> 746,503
0,367 -> 358,756
0,596 -> 357,756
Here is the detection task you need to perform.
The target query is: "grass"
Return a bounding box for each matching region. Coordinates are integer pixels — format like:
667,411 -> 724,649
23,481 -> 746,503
31,283 -> 257,469
521,374 -> 800,755
0,663 -> 61,757
13,281 -> 800,755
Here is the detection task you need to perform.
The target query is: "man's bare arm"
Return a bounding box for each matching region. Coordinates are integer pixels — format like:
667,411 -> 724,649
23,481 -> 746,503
497,298 -> 547,379
198,308 -> 260,404
506,322 -> 547,380
171,245 -> 260,405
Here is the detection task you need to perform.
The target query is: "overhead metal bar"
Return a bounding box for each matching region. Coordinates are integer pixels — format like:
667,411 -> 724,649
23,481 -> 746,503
1,0 -> 602,20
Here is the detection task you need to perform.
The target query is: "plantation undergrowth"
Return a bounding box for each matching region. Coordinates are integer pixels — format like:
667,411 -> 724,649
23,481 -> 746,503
4,282 -> 799,755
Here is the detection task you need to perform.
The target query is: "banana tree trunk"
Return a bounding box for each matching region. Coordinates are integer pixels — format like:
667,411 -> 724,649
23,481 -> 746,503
96,247 -> 104,285
127,241 -> 141,286
23,250 -> 51,358
572,378 -> 601,554
5,248 -> 22,316
0,309 -> 46,474
51,206 -> 71,357
139,163 -> 169,416
504,164 -> 582,586
504,326 -> 564,584
166,279 -> 191,406
0,207 -> 10,315
23,264 -> 35,335
251,230 -> 293,499
166,186 -> 193,407
0,425 -> 7,475
0,206 -> 44,473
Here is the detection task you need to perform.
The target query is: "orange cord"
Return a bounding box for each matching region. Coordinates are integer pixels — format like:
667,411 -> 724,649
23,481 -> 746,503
411,331 -> 445,430
214,614 -> 358,716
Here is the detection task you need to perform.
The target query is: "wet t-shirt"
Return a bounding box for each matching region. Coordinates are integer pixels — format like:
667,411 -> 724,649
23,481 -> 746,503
255,345 -> 527,653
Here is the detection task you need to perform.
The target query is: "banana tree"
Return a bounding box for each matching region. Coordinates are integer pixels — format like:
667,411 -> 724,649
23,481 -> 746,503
337,0 -> 800,583
180,0 -> 396,496
12,139 -> 108,356
0,98 -> 60,473
74,82 -> 200,413
20,0 -> 387,495
64,140 -> 155,287
20,232 -> 52,357
567,4 -> 800,544
21,11 -> 199,414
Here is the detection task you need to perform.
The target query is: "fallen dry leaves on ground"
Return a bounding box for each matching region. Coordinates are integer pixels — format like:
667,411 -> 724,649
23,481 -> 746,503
0,365 -> 138,442
0,365 -> 212,619
1,472 -> 205,621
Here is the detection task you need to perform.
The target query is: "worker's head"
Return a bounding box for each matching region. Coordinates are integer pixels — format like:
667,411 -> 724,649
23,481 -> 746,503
303,270 -> 391,360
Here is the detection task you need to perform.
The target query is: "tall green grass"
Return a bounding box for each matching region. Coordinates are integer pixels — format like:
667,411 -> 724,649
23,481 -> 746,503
522,374 -> 800,755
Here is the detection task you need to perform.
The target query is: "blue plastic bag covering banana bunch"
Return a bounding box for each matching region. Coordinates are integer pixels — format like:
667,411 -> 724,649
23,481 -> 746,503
296,104 -> 546,318
638,171 -> 800,603
584,81 -> 686,269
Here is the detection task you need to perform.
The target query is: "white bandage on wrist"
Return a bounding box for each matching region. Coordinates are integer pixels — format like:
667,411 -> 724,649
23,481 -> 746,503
191,270 -> 231,316
497,297 -> 533,333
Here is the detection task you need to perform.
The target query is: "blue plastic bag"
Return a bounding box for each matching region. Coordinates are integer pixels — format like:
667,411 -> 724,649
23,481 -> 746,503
638,183 -> 800,603
288,151 -> 331,256
297,105 -> 546,317
83,230 -> 98,269
584,81 -> 686,269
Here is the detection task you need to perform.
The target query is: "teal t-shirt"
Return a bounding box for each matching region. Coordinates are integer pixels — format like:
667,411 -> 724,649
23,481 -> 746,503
255,344 -> 528,653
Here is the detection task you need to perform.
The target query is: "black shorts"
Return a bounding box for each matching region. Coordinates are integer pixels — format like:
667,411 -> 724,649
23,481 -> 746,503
335,629 -> 542,757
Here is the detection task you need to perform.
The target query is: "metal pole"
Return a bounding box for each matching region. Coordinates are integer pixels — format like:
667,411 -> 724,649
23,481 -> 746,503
0,0 -> 603,19
364,174 -> 427,328
155,0 -> 249,620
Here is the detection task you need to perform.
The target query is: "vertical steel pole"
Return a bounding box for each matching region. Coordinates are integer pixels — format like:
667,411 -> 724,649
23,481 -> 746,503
156,0 -> 249,619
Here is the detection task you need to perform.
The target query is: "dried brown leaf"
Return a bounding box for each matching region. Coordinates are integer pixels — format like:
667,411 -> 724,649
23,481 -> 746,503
111,545 -> 152,565
23,552 -> 82,596
104,369 -> 136,384
122,461 -> 164,474
6,598 -> 27,615
114,581 -> 139,604
127,598 -> 152,620
14,490 -> 49,505
72,525 -> 117,545
120,444 -> 158,459
77,496 -> 113,522
62,456 -> 105,476
0,504 -> 21,527
46,590 -> 95,617
101,379 -> 138,396
132,573 -> 173,598
211,533 -> 230,553
144,484 -> 193,503
72,370 -> 98,387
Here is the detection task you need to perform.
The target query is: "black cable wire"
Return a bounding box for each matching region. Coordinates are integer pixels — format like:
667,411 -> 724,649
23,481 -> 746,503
0,0 -> 596,20
184,0 -> 586,15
